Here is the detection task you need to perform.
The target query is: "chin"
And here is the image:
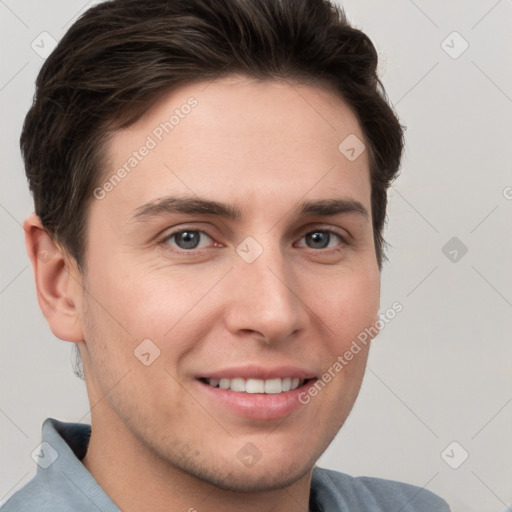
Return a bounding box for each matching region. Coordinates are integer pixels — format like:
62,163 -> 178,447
180,454 -> 314,493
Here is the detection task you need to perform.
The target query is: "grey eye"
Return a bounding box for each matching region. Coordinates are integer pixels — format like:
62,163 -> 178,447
300,231 -> 341,250
167,230 -> 212,250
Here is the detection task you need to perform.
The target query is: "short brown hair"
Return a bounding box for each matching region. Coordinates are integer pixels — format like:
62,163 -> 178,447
22,0 -> 403,270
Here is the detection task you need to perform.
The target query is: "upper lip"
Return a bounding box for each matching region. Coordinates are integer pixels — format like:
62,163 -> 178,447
198,365 -> 317,380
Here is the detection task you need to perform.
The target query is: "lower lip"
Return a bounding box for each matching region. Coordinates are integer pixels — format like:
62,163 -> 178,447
195,379 -> 316,420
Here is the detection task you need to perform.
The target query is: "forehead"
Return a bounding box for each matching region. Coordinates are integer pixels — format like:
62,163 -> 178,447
96,75 -> 371,222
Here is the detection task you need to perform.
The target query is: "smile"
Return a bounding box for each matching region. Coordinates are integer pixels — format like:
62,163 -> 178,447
200,377 -> 307,394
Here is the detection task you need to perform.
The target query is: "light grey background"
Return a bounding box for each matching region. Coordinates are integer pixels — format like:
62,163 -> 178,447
1,1 -> 511,511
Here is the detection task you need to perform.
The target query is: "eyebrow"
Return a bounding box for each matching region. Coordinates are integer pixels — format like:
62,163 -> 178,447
131,196 -> 369,222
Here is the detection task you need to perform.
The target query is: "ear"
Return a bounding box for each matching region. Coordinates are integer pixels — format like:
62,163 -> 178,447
24,213 -> 85,343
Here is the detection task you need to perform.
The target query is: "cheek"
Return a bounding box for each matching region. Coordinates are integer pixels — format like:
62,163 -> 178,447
316,266 -> 380,348
82,255 -> 166,333
79,262 -> 212,374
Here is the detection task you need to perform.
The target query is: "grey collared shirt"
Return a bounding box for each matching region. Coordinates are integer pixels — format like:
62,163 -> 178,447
1,418 -> 451,511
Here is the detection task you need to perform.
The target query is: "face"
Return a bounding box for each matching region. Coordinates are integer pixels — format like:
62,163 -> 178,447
75,75 -> 380,492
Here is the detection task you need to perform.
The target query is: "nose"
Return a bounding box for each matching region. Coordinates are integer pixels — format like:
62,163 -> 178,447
223,241 -> 308,344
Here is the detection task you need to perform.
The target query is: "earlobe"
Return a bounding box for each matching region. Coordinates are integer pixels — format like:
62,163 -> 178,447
24,213 -> 85,343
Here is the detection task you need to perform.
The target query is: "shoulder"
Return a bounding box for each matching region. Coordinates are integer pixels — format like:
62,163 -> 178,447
0,476 -> 68,512
311,466 -> 451,511
1,418 -> 117,512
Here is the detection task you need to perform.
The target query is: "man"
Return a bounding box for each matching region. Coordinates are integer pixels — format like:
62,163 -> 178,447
2,0 -> 451,510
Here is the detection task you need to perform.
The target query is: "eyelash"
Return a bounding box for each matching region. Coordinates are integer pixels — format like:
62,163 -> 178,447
158,226 -> 350,255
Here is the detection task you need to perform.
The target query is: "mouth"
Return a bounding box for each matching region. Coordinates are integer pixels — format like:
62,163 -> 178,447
198,377 -> 312,394
196,376 -> 317,420
194,365 -> 318,420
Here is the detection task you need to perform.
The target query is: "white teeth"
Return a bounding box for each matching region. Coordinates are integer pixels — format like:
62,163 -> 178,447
204,377 -> 305,393
264,378 -> 282,394
245,378 -> 264,393
230,378 -> 246,392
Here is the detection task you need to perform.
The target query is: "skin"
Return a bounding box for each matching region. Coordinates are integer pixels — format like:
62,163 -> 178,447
25,75 -> 381,512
